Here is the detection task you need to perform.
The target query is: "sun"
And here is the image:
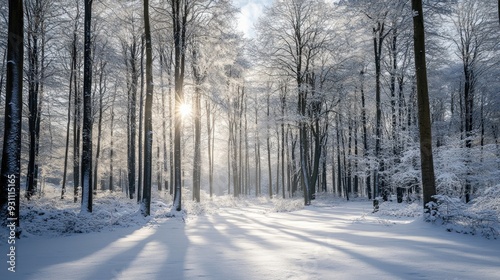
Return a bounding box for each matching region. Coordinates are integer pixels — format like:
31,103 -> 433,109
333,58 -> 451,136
179,103 -> 191,118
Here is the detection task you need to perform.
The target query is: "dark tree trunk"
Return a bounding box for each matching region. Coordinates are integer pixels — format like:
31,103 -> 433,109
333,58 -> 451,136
373,20 -> 385,201
266,90 -> 273,199
0,0 -> 24,231
73,31 -> 81,204
142,0 -> 153,216
206,100 -> 214,197
411,0 -> 437,215
62,21 -> 79,199
92,60 -> 106,195
109,86 -> 116,192
126,37 -> 138,200
191,45 -> 202,202
172,0 -> 187,211
360,70 -> 371,199
26,0 -> 43,199
81,0 -> 93,213
138,35 -> 144,203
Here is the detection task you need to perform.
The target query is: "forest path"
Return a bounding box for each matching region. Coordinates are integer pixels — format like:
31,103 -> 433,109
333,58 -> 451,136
4,201 -> 500,280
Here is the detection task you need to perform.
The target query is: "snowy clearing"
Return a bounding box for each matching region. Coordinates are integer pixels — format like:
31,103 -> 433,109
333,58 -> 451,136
2,193 -> 499,280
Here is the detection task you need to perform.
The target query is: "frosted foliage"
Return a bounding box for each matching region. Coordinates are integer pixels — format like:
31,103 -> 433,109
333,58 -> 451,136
433,190 -> 500,239
390,148 -> 421,189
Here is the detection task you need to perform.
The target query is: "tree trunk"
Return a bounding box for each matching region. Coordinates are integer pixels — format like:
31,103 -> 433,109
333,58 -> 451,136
373,20 -> 385,201
92,60 -> 106,195
81,0 -> 93,213
26,1 -> 43,199
266,90 -> 273,199
73,19 -> 81,204
61,24 -> 78,199
411,0 -> 437,215
142,0 -> 154,216
138,35 -> 145,203
172,0 -> 187,211
109,85 -> 116,192
125,37 -> 138,200
360,70 -> 371,199
255,101 -> 261,196
206,100 -> 214,197
191,46 -> 202,202
0,0 -> 24,231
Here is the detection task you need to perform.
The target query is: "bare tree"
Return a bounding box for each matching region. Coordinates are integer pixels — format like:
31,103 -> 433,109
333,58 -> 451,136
81,0 -> 93,213
0,0 -> 24,231
141,0 -> 153,216
411,0 -> 437,215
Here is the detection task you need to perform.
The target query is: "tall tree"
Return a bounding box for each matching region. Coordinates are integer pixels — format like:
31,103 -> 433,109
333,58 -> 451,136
25,0 -> 50,199
0,0 -> 23,231
411,0 -> 437,215
81,0 -> 93,213
191,43 -> 202,202
141,0 -> 153,216
256,0 -> 331,205
172,0 -> 189,211
61,5 -> 80,200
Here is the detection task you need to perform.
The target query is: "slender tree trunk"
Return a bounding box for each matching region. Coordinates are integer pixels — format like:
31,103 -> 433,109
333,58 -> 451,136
126,38 -> 138,200
360,70 -> 371,199
26,3 -> 42,199
255,101 -> 261,196
92,60 -> 106,195
138,35 -> 145,203
336,117 -> 342,197
281,95 -> 286,199
61,28 -> 78,199
191,46 -> 202,202
373,21 -> 385,201
266,90 -> 273,199
169,64 -> 174,195
81,0 -> 93,213
73,35 -> 81,204
109,85 -> 116,192
172,0 -> 187,211
160,50 -> 170,193
411,0 -> 437,215
206,100 -> 214,197
142,0 -> 153,216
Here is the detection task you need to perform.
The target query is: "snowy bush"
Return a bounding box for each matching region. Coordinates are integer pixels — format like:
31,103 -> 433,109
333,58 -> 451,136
433,190 -> 499,239
270,197 -> 304,212
377,200 -> 422,218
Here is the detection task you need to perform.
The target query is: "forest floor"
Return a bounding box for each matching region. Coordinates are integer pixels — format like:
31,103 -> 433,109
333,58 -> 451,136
1,190 -> 499,280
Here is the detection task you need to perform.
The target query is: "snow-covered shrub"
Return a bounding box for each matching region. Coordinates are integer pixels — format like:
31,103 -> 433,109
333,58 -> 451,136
433,191 -> 499,239
270,197 -> 304,212
389,148 -> 422,197
377,200 -> 422,218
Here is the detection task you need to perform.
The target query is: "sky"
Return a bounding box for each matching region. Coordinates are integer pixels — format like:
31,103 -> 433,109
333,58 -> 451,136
234,0 -> 269,38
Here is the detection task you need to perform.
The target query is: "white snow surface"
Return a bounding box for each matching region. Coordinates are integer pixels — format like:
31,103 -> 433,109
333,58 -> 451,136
2,190 -> 500,280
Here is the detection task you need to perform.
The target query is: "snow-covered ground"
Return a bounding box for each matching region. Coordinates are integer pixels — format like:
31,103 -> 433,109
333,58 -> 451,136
1,190 -> 499,280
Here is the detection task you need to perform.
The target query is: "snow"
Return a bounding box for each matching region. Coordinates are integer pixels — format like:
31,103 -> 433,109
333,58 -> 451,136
1,190 -> 500,280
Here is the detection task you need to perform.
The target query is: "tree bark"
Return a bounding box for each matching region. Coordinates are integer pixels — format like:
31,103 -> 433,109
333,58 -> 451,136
0,0 -> 24,231
360,69 -> 371,199
81,0 -> 93,213
92,60 -> 106,195
142,0 -> 154,216
411,0 -> 437,215
172,0 -> 188,211
61,21 -> 78,199
138,35 -> 145,203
